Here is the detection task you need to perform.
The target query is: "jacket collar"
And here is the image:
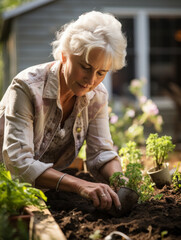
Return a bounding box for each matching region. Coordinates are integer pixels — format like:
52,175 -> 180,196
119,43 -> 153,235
42,61 -> 60,99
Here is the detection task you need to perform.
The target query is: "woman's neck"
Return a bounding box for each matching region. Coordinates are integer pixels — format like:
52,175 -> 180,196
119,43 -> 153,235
59,68 -> 75,106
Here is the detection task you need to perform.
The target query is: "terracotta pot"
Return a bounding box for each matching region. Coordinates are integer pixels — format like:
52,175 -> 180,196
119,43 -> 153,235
107,187 -> 139,217
147,164 -> 172,189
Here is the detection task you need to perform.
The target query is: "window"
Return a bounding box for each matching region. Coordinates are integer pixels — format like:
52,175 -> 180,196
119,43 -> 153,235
150,17 -> 181,96
111,14 -> 181,99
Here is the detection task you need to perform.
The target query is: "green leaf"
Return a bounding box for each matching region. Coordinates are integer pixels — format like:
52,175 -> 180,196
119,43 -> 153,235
0,164 -> 47,215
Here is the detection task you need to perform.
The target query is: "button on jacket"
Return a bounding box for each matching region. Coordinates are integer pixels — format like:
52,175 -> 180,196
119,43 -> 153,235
0,61 -> 120,185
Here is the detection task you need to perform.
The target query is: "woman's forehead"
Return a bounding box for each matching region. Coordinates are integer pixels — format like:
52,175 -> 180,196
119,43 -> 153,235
85,48 -> 112,71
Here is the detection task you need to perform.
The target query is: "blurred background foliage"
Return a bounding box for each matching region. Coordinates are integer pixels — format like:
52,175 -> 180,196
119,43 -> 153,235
109,78 -> 163,150
0,0 -> 33,98
0,0 -> 32,12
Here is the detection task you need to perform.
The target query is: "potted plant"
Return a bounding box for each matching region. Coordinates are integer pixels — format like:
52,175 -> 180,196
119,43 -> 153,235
109,141 -> 155,216
146,133 -> 175,189
0,163 -> 47,238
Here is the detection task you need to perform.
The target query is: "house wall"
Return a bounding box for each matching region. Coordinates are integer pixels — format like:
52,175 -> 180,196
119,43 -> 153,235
14,0 -> 181,73
2,20 -> 17,90
3,0 -> 181,141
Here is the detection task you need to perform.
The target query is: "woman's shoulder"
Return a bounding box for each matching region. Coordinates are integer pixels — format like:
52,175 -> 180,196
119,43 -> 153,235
14,61 -> 56,85
92,83 -> 109,102
86,83 -> 108,109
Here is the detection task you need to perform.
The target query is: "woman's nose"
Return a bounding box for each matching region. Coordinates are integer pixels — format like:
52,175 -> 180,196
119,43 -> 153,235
86,71 -> 96,86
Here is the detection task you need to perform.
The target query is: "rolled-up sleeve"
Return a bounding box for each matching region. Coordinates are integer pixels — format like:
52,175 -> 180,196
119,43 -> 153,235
86,91 -> 120,181
3,80 -> 53,185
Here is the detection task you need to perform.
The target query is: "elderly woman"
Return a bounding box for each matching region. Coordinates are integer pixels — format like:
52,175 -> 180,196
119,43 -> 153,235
0,11 -> 127,210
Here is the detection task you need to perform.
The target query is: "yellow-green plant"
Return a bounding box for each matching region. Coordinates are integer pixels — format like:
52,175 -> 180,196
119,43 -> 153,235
0,164 -> 47,216
172,163 -> 181,191
146,133 -> 175,169
89,230 -> 102,240
110,141 -> 155,203
119,141 -> 142,171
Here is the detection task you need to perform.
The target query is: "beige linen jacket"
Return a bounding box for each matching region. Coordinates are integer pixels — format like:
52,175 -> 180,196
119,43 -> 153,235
0,61 -> 120,185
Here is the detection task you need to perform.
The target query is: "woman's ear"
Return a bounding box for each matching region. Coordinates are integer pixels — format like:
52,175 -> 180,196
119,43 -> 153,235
61,52 -> 67,63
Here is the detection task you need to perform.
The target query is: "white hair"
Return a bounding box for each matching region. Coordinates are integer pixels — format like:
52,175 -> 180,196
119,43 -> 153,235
51,11 -> 127,71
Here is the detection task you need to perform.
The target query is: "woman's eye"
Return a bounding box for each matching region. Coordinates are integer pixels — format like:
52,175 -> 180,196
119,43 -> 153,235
81,64 -> 90,70
97,72 -> 103,76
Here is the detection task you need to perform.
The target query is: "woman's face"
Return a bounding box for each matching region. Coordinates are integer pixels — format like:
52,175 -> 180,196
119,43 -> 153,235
61,48 -> 111,97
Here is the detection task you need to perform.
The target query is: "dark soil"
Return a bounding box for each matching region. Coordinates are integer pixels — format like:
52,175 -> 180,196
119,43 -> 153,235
45,168 -> 181,240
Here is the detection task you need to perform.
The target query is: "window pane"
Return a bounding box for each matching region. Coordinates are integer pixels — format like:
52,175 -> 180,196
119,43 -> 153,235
112,18 -> 135,98
150,17 -> 181,96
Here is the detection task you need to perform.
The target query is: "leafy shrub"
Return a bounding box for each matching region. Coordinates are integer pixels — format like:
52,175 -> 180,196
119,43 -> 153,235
0,163 -> 47,216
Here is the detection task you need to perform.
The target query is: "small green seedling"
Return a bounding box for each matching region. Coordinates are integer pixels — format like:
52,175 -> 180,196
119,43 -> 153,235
109,171 -> 126,191
172,163 -> 181,191
89,230 -> 102,240
146,133 -> 175,169
110,141 -> 155,203
154,194 -> 163,200
119,141 -> 142,171
110,168 -> 155,203
161,230 -> 168,239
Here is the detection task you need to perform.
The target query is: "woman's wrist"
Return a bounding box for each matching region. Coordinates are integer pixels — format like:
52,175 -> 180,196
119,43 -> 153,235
56,173 -> 67,192
35,168 -> 78,192
99,158 -> 122,182
57,173 -> 86,194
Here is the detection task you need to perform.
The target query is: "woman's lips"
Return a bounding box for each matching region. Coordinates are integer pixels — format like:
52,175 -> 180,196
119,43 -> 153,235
77,82 -> 89,89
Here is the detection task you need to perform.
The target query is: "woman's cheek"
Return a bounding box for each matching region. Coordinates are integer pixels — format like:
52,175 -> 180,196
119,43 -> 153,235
94,78 -> 103,88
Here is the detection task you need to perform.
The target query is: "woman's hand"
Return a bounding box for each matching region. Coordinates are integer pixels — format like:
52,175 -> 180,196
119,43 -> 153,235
35,167 -> 121,210
75,179 -> 121,210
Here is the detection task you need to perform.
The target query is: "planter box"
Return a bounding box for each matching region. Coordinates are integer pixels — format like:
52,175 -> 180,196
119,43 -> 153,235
27,201 -> 67,240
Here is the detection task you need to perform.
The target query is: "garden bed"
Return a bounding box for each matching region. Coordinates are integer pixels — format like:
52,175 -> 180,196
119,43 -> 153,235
45,167 -> 181,240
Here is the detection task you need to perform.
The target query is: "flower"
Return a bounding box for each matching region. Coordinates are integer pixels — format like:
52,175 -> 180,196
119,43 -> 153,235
130,79 -> 142,88
126,109 -> 135,118
139,96 -> 147,104
157,116 -> 163,125
110,114 -> 118,124
142,100 -> 159,116
129,79 -> 145,97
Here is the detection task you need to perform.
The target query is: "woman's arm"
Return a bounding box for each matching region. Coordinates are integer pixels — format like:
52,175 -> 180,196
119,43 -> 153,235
99,157 -> 122,182
35,167 -> 121,210
3,80 -> 53,184
86,88 -> 122,183
35,167 -> 78,192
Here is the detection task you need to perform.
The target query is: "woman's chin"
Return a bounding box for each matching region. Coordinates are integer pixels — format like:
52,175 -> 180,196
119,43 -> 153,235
75,92 -> 87,97
73,88 -> 90,97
